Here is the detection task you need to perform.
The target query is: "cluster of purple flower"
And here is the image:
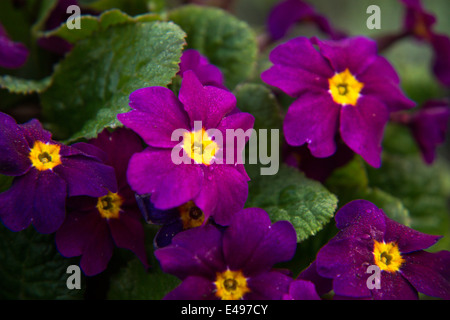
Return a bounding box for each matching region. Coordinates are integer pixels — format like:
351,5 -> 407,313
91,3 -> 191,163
0,0 -> 449,300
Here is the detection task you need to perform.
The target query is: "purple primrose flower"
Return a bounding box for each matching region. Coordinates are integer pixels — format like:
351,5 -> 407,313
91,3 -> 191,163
136,194 -> 210,248
0,23 -> 29,69
155,207 -> 297,300
267,0 -> 345,42
390,99 -> 450,164
178,49 -> 226,89
117,71 -> 254,226
312,199 -> 450,300
401,0 -> 450,87
55,128 -> 149,276
0,112 -> 117,234
282,279 -> 321,300
261,36 -> 416,168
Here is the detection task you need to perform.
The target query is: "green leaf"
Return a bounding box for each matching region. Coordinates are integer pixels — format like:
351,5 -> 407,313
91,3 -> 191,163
0,75 -> 51,95
234,83 -> 282,131
246,164 -> 338,242
107,258 -> 181,300
40,21 -> 186,141
0,174 -> 13,193
80,0 -> 152,16
325,156 -> 411,226
107,224 -> 180,299
366,154 -> 450,251
0,225 -> 84,299
40,9 -> 162,44
168,5 -> 258,89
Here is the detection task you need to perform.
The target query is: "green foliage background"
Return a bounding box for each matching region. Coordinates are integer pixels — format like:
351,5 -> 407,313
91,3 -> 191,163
0,0 -> 448,299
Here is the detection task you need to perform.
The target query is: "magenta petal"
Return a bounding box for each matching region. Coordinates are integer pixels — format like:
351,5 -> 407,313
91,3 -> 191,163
431,33 -> 450,87
267,36 -> 333,77
127,148 -> 203,210
261,64 -> 329,97
283,93 -> 340,158
401,251 -> 450,299
339,96 -> 389,168
194,164 -> 249,226
222,208 -> 271,270
384,217 -> 441,253
215,111 -> 255,165
108,213 -> 149,269
359,56 -> 400,84
155,225 -> 225,280
0,24 -> 29,69
164,276 -> 216,300
0,112 -> 31,176
360,79 -> 415,113
179,71 -> 236,129
371,271 -> 418,300
19,119 -> 52,145
118,87 -> 190,148
316,36 -> 378,75
335,199 -> 386,232
223,208 -> 296,274
283,279 -> 321,300
246,270 -> 293,300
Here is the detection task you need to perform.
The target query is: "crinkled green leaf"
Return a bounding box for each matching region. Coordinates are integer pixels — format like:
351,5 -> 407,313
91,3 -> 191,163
246,164 -> 338,242
80,0 -> 152,16
0,75 -> 51,95
366,154 -> 450,251
326,156 -> 411,226
169,5 -> 258,89
0,225 -> 84,299
40,9 -> 162,44
234,83 -> 282,131
40,21 -> 186,141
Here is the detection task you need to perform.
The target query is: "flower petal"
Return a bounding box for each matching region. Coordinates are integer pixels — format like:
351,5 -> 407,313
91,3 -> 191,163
54,156 -> 117,197
283,279 -> 321,300
315,36 -> 378,75
179,71 -> 236,129
118,87 -> 190,148
194,164 -> 249,226
283,93 -> 340,158
109,213 -> 149,269
79,218 -> 114,276
223,208 -> 296,274
127,148 -> 203,210
340,96 -> 389,168
0,169 -> 66,233
401,250 -> 450,299
164,276 -> 216,300
155,224 -> 225,280
0,112 -> 31,176
246,270 -> 293,300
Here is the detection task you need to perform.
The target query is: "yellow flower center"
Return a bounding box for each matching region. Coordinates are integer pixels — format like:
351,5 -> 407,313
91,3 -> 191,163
29,140 -> 62,171
178,201 -> 205,229
413,12 -> 431,40
96,191 -> 123,219
373,240 -> 404,273
182,128 -> 218,165
328,68 -> 364,106
214,269 -> 250,300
